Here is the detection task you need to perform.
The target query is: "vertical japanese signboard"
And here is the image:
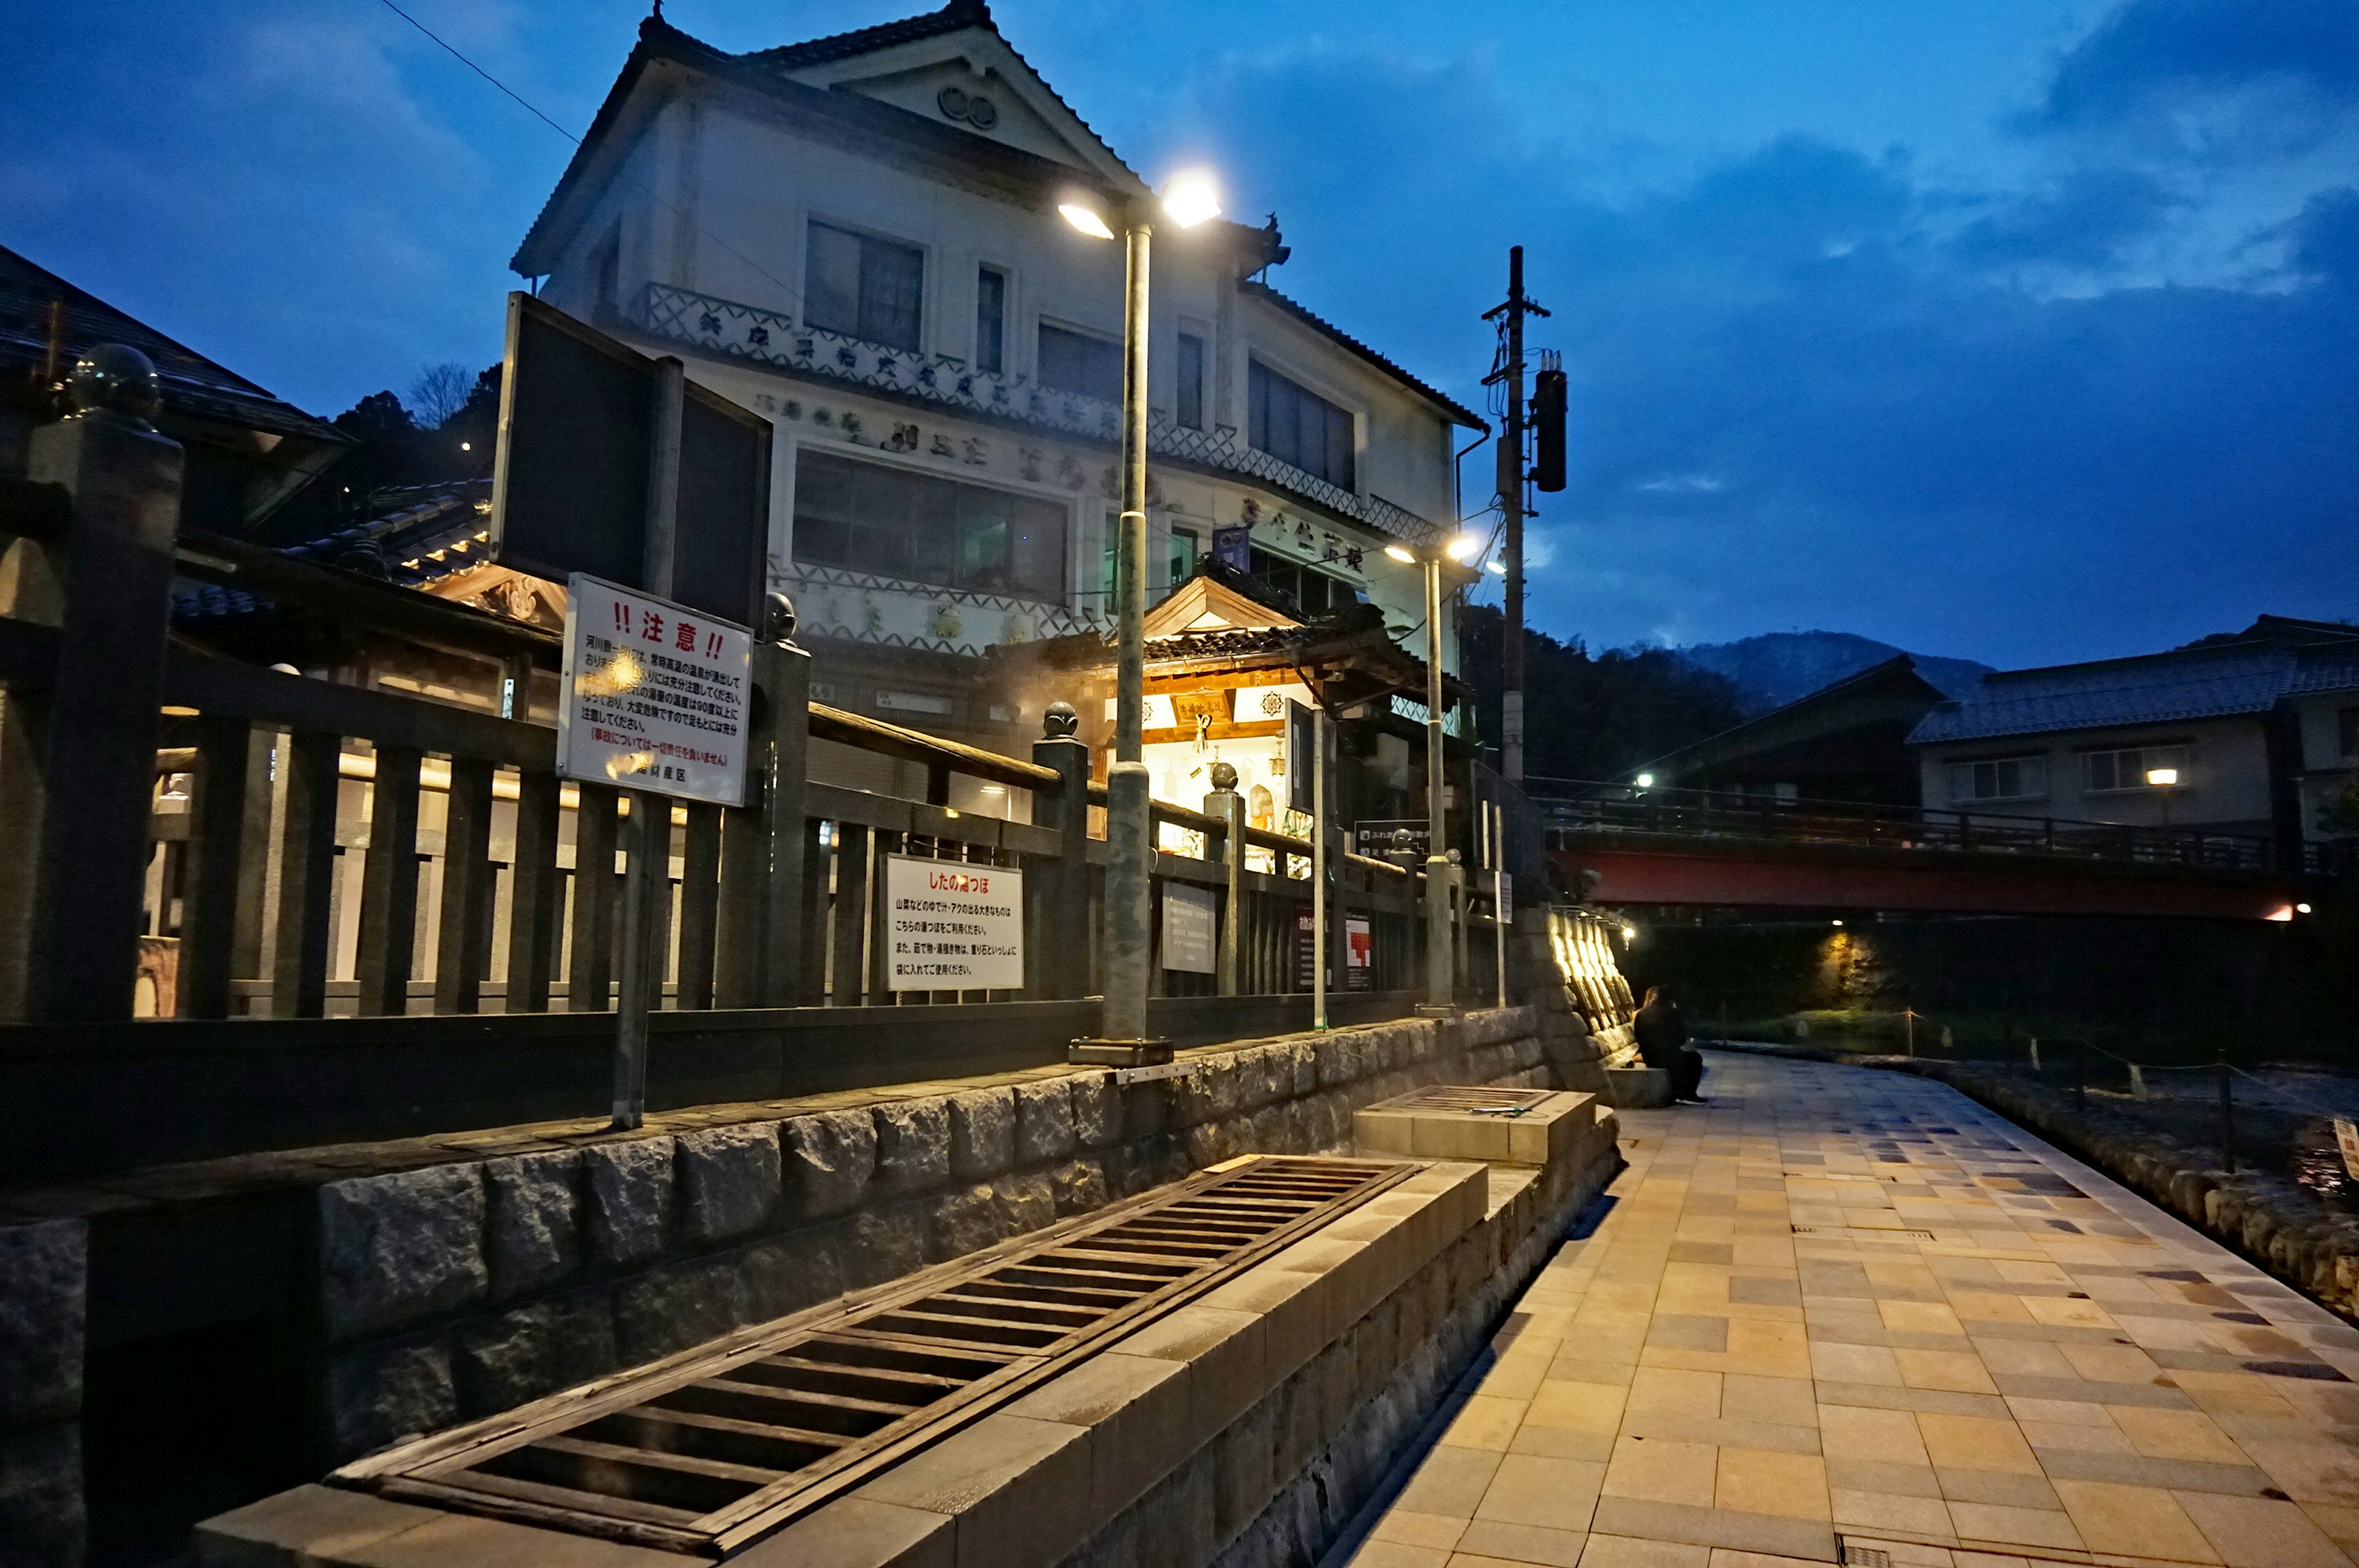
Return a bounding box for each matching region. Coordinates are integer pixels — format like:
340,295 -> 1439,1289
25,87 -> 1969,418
885,856 -> 1025,991
558,573 -> 752,805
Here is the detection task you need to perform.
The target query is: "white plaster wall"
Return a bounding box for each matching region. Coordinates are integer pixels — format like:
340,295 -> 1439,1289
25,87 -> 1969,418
1914,716 -> 2275,829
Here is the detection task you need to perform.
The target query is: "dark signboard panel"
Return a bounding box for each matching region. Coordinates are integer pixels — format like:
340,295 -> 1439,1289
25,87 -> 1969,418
492,294 -> 652,591
491,292 -> 771,626
674,383 -> 771,627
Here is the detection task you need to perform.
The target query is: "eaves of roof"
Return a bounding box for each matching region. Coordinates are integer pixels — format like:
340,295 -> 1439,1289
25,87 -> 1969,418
0,243 -> 343,445
174,482 -> 495,623
513,15 -> 1134,276
1906,646 -> 2298,746
1240,280 -> 1487,432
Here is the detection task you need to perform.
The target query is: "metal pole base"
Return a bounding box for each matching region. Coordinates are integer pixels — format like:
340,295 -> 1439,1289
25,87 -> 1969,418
1070,1037 -> 1175,1067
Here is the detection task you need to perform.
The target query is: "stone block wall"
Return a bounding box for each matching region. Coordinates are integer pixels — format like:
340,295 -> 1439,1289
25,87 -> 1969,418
1077,1116 -> 1620,1568
1509,908 -> 1613,1093
313,1007 -> 1552,1459
0,1219 -> 86,1568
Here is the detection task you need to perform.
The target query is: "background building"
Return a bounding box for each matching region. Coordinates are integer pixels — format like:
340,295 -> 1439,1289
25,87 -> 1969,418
1908,614 -> 2359,861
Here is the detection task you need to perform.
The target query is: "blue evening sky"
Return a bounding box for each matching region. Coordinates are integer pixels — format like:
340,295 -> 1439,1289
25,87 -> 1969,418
6,1 -> 2355,666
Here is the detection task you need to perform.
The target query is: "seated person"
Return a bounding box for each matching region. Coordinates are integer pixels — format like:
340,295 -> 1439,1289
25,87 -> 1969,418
1633,984 -> 1706,1104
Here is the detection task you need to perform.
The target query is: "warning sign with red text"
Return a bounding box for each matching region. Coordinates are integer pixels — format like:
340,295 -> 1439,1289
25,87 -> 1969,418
558,573 -> 753,806
885,855 -> 1025,991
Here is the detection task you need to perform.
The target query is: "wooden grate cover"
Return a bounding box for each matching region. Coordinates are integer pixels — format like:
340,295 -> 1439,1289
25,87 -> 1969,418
1383,1086 -> 1555,1114
335,1155 -> 1412,1556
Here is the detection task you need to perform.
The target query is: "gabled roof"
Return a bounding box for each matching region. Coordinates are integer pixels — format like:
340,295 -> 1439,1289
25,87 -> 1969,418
1241,280 -> 1487,432
1143,568 -> 1303,637
748,0 -> 1135,186
1638,654 -> 1947,778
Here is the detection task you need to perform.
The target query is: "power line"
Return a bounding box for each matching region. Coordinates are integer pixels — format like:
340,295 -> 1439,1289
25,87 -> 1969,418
370,0 -> 807,311
378,0 -> 581,144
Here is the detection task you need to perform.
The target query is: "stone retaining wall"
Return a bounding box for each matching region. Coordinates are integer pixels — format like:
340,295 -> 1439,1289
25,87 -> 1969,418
1160,1133 -> 1614,1568
316,1007 -> 1551,1459
0,1219 -> 85,1568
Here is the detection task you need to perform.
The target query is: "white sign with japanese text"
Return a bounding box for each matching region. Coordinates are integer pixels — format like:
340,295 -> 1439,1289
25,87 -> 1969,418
885,856 -> 1025,991
558,574 -> 752,806
1163,883 -> 1216,974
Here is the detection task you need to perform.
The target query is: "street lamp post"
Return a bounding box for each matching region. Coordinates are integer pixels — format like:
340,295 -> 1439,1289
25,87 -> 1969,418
1062,171 -> 1221,1066
1386,532 -> 1485,1014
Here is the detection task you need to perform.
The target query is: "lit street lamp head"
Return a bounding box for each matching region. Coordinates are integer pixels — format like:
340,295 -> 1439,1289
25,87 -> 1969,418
2146,767 -> 2179,787
1160,169 -> 1222,228
1383,544 -> 1417,564
1058,201 -> 1116,240
1060,171 -> 1221,240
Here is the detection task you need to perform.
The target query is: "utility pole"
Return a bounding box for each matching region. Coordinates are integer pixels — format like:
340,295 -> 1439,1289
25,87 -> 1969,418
1484,249 -> 1549,785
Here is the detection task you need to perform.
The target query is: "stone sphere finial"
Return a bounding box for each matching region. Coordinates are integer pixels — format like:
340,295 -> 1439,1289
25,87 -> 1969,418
1210,759 -> 1238,791
1043,700 -> 1079,738
69,344 -> 162,427
760,591 -> 797,644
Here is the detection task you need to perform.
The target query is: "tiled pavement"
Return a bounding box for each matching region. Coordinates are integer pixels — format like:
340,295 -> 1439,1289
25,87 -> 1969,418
1343,1050 -> 2359,1568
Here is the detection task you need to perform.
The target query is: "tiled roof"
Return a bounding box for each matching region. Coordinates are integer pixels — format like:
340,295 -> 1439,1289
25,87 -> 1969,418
1240,281 -> 1487,431
1907,644 -> 2299,745
0,243 -> 341,444
2290,648 -> 2359,696
743,0 -> 991,69
173,482 -> 493,622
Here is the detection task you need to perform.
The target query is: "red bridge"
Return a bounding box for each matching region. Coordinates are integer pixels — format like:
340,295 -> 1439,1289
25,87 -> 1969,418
1533,784 -> 2337,921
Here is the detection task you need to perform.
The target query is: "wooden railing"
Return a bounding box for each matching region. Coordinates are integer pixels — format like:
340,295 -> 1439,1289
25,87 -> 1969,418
0,386 -> 1472,1031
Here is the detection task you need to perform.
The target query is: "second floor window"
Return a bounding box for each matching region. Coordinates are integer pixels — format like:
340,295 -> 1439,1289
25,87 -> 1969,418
2083,744 -> 2190,792
1039,323 -> 1122,402
805,222 -> 923,351
975,267 -> 1006,373
1249,359 -> 1354,490
1176,332 -> 1205,430
1947,755 -> 2045,804
1249,547 -> 1359,617
794,448 -> 1067,603
2339,707 -> 2359,759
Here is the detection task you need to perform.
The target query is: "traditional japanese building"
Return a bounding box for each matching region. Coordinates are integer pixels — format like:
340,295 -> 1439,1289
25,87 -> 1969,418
509,0 -> 1486,778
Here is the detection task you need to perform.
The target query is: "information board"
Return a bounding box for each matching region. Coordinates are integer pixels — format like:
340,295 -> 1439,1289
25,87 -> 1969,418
2337,1117 -> 2359,1182
558,574 -> 751,806
883,856 -> 1025,991
1163,883 -> 1217,974
1344,915 -> 1372,991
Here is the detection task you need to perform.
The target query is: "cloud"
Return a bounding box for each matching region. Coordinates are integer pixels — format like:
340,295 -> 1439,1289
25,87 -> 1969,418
1949,168 -> 2180,271
2025,0 -> 2359,161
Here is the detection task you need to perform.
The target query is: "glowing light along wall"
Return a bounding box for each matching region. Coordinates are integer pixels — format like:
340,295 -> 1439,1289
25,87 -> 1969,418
1549,907 -> 1637,1031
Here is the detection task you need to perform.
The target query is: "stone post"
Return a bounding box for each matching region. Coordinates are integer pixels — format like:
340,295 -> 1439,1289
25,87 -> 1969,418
2,346 -> 182,1022
1203,761 -> 1244,996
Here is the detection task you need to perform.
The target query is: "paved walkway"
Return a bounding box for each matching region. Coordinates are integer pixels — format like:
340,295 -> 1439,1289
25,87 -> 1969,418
1345,1050 -> 2359,1568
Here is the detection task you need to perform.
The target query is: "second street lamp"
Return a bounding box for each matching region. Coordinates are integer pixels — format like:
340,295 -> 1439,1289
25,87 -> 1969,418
1062,170 -> 1221,1064
1385,531 -> 1485,1013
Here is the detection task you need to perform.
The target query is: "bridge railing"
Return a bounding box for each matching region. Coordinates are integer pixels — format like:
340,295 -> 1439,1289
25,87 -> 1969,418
1528,778 -> 2285,873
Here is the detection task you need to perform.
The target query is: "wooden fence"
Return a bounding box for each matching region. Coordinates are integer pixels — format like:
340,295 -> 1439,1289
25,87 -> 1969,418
0,368 -> 1493,1097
